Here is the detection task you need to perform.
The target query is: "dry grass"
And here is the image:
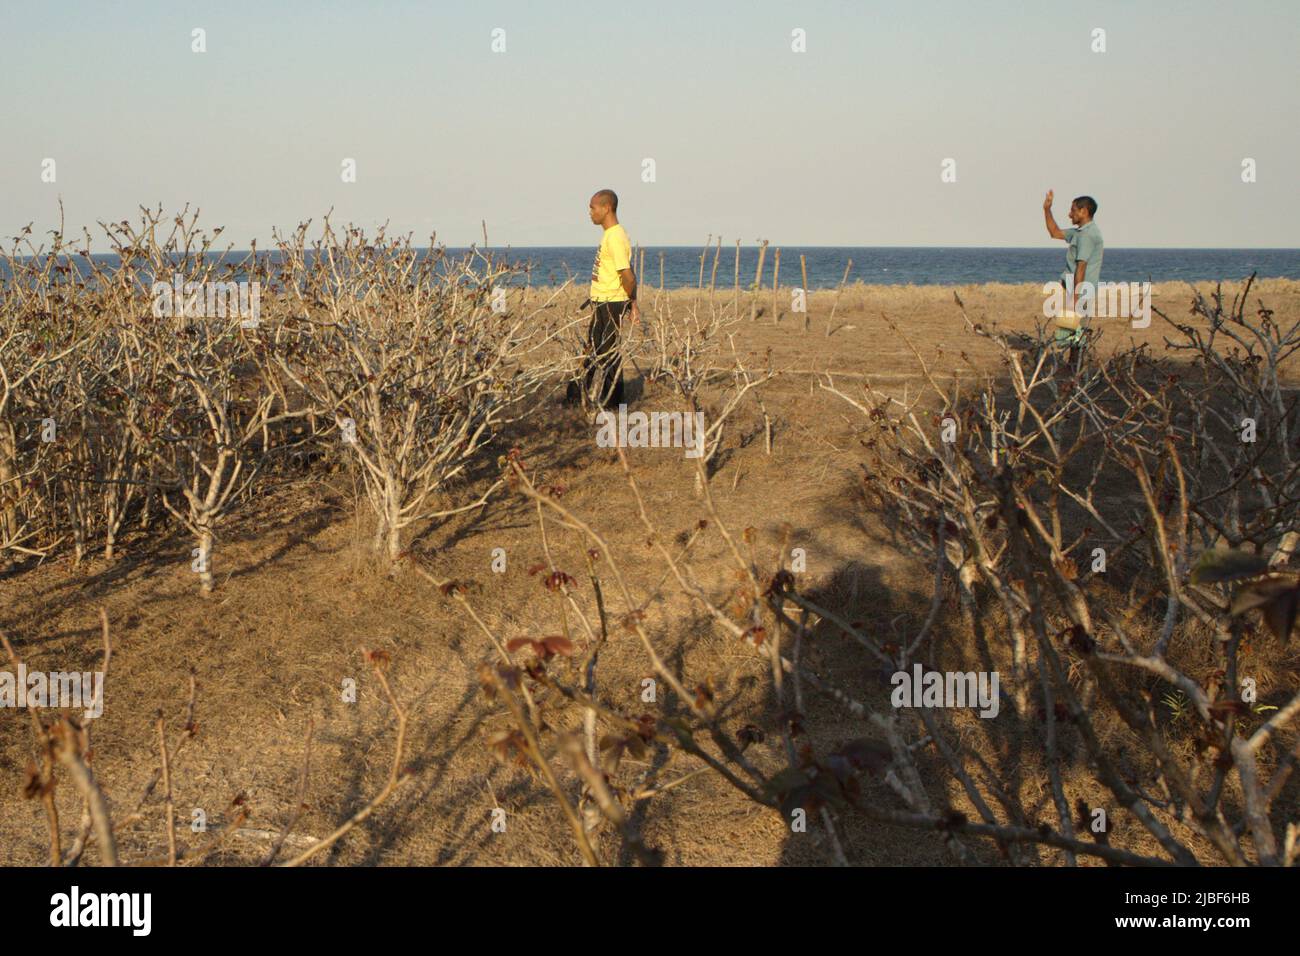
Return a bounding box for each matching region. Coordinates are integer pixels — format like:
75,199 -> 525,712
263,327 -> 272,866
2,278 -> 1297,866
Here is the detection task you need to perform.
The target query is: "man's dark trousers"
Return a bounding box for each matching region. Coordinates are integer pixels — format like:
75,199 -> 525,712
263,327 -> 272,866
573,300 -> 629,409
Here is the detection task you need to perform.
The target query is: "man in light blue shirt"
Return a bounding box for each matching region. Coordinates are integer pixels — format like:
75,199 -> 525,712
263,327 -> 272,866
1043,192 -> 1103,349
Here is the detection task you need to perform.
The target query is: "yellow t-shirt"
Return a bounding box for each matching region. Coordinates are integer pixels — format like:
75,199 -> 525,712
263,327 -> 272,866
590,224 -> 632,301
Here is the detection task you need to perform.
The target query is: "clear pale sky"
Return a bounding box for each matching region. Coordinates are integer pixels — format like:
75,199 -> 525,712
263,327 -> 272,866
1,0 -> 1297,248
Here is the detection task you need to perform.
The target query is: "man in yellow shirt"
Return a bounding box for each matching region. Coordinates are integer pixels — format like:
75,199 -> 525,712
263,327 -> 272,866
567,188 -> 641,408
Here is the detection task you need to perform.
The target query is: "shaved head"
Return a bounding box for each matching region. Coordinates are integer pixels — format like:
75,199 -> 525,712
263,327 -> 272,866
592,189 -> 618,213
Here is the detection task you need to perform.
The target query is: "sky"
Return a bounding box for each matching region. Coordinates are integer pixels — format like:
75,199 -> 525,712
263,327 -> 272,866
1,0 -> 1297,249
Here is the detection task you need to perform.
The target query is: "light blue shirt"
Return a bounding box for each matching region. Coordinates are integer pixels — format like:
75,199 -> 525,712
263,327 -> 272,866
1062,220 -> 1104,289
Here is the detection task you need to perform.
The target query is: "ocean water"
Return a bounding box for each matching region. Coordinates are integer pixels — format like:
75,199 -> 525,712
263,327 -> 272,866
492,246 -> 1300,289
4,247 -> 1297,290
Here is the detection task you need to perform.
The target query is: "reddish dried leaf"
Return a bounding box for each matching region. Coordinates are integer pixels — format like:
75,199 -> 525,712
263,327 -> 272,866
540,635 -> 574,657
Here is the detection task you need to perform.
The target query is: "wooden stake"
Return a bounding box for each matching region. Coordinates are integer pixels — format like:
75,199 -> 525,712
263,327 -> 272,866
751,240 -> 768,320
771,247 -> 781,321
708,236 -> 722,297
800,254 -> 810,333
732,239 -> 741,317
827,259 -> 853,336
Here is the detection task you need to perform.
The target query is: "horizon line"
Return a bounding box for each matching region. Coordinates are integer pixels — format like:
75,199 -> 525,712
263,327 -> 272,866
46,244 -> 1300,253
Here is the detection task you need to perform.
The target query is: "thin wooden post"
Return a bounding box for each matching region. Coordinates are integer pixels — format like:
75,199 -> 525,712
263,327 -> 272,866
771,247 -> 781,320
708,236 -> 722,299
800,254 -> 810,333
750,240 -> 769,321
656,250 -> 665,313
694,235 -> 709,312
732,239 -> 741,317
827,259 -> 853,336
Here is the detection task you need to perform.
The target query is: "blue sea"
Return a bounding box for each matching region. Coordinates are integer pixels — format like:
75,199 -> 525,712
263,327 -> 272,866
489,246 -> 1300,289
5,247 -> 1297,289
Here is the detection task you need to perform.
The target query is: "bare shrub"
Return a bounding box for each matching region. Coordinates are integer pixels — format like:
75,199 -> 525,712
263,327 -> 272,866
641,291 -> 776,484
0,227 -> 99,564
1,209 -> 572,585
440,288 -> 1299,866
261,221 -> 576,565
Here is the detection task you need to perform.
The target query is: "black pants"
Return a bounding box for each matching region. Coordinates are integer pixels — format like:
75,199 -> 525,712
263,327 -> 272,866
567,300 -> 628,409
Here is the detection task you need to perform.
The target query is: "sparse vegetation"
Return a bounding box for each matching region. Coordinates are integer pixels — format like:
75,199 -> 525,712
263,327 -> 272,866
1,215 -> 1296,866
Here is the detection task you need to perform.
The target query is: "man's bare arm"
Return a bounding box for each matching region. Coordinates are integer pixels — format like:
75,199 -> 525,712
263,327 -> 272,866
1043,190 -> 1066,240
619,267 -> 644,325
618,267 -> 637,301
